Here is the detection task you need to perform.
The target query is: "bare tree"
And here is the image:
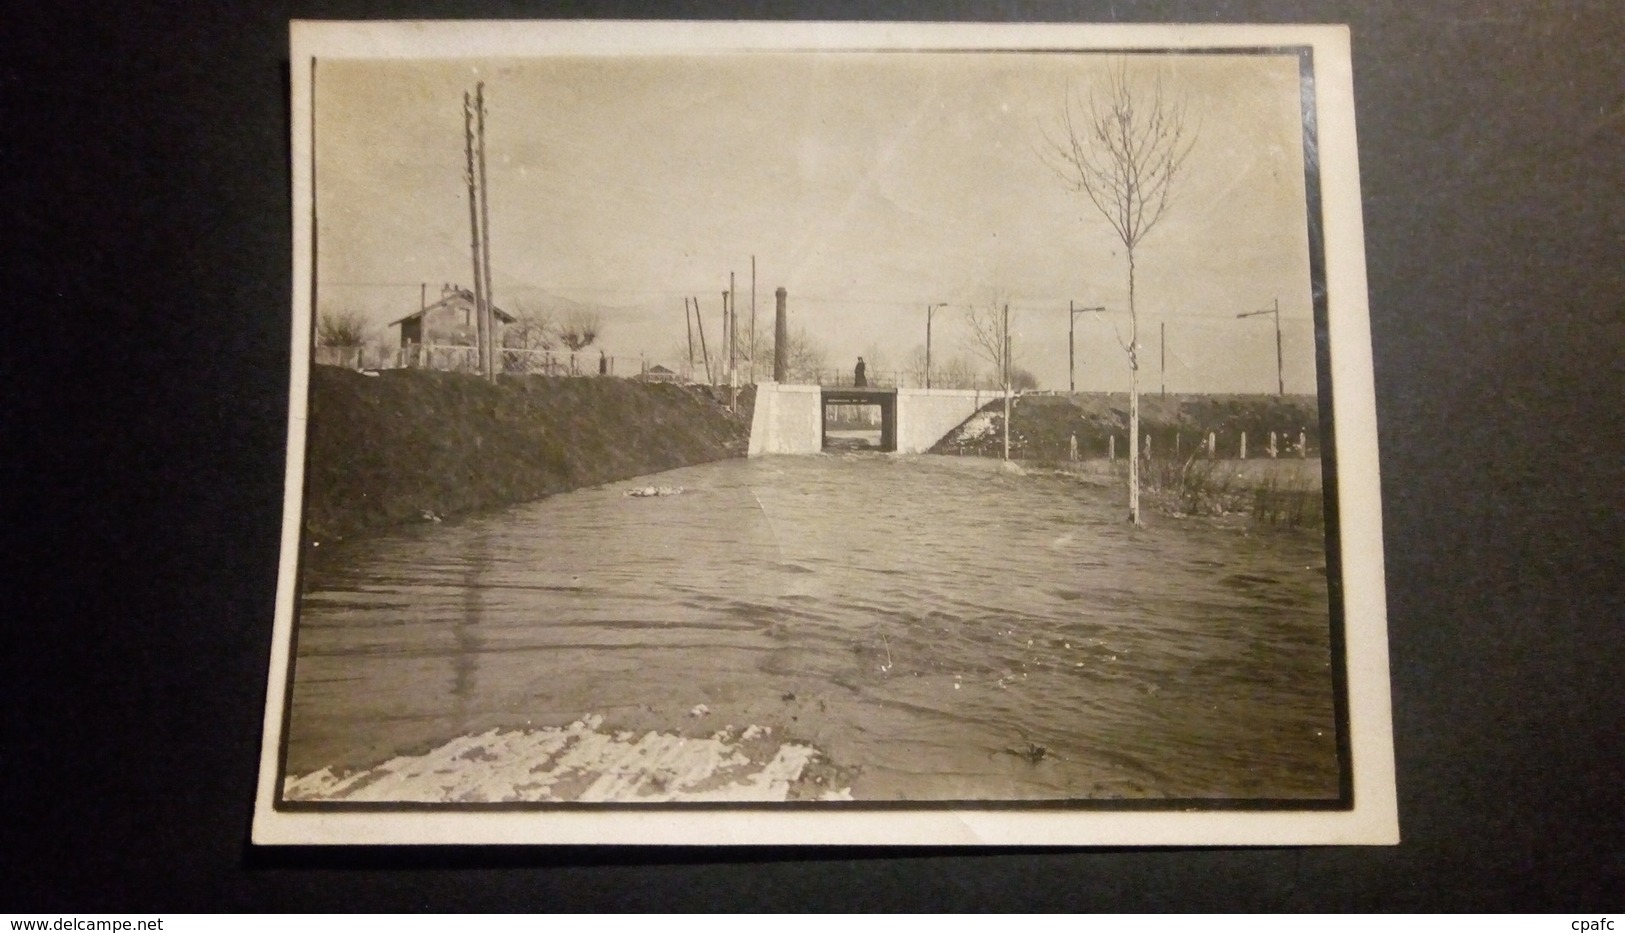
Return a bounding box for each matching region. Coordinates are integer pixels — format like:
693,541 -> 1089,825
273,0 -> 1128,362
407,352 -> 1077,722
501,304 -> 556,373
557,309 -> 603,352
317,310 -> 367,347
909,345 -> 984,389
903,345 -> 929,387
1045,58 -> 1196,523
963,297 -> 1008,384
741,312 -> 772,383
937,354 -> 980,390
782,326 -> 829,383
964,296 -> 1020,459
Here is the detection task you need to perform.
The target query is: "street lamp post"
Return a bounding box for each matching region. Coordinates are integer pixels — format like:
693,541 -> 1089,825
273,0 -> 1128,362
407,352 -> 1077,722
1236,298 -> 1284,395
1069,302 -> 1105,394
925,302 -> 946,389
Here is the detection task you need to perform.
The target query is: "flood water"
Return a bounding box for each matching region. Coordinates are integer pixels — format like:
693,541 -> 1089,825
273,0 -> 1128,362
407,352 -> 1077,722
286,454 -> 1340,801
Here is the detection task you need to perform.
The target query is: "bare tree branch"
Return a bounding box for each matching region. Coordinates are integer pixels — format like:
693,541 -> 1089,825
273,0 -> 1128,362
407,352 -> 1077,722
557,309 -> 603,352
782,326 -> 828,383
963,299 -> 1007,380
317,310 -> 368,348
1042,57 -> 1197,524
502,301 -> 555,352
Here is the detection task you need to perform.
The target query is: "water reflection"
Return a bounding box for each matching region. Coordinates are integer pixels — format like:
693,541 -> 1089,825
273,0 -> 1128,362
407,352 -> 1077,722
452,524 -> 489,703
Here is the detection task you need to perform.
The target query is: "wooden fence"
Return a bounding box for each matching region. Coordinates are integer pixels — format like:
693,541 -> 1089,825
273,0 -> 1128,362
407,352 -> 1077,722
1017,429 -> 1318,462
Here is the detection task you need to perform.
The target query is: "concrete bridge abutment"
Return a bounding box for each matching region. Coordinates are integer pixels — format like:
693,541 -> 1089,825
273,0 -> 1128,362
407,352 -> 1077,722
749,383 -> 999,457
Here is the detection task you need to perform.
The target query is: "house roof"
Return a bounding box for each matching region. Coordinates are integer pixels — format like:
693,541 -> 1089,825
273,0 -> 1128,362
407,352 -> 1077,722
389,288 -> 515,327
647,364 -> 676,374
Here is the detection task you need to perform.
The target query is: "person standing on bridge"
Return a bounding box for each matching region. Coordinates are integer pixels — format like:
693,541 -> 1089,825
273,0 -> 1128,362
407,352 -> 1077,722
853,356 -> 867,388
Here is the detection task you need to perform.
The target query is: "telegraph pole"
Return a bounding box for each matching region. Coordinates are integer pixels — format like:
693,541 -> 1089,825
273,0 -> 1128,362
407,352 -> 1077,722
685,297 -> 695,375
925,302 -> 946,389
462,91 -> 486,376
750,256 -> 757,383
1236,298 -> 1284,395
694,296 -> 712,384
1069,303 -> 1104,394
474,82 -> 496,382
1160,321 -> 1166,396
728,273 -> 738,408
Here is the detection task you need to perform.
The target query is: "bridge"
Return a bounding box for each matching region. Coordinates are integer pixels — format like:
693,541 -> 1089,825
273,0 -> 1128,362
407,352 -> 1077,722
748,381 -> 1001,456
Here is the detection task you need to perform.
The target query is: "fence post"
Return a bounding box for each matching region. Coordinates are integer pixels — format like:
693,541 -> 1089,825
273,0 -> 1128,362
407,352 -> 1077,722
1240,431 -> 1247,459
1270,431 -> 1278,458
1109,435 -> 1116,460
1298,431 -> 1307,458
1208,431 -> 1216,458
1069,433 -> 1078,462
1143,434 -> 1152,460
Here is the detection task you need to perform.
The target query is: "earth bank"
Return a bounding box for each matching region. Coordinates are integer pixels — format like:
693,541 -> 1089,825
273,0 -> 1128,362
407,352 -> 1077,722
300,366 -> 755,543
932,392 -> 1322,461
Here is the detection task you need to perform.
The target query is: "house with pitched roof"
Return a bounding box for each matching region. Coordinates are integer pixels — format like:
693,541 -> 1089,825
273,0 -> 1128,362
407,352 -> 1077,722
390,283 -> 515,348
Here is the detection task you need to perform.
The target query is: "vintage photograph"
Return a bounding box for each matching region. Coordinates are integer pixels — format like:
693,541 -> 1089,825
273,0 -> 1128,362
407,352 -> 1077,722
255,22 -> 1395,845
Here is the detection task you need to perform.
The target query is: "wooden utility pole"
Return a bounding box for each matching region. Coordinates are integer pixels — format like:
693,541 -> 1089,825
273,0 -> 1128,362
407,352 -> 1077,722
1237,298 -> 1284,395
925,302 -> 946,389
693,296 -> 713,383
719,291 -> 729,384
475,82 -> 496,382
685,297 -> 695,375
1160,320 -> 1166,396
773,287 -> 788,383
720,290 -> 731,391
749,256 -> 757,383
926,304 -> 932,390
727,274 -> 738,408
1274,301 -> 1284,396
462,91 -> 486,376
1069,303 -> 1104,394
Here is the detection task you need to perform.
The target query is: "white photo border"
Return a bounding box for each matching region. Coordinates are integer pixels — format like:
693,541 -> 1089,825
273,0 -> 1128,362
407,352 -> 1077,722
253,19 -> 1396,846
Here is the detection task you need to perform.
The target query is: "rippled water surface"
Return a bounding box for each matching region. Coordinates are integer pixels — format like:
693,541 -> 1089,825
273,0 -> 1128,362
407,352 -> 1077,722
286,454 -> 1339,800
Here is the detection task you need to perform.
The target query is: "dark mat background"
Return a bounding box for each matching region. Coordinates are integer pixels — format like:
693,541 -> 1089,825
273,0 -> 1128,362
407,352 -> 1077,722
4,0 -> 1620,912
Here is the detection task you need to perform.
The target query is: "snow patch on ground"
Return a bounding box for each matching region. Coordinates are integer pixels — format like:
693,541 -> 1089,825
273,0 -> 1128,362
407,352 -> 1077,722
952,410 -> 1000,441
284,715 -> 847,803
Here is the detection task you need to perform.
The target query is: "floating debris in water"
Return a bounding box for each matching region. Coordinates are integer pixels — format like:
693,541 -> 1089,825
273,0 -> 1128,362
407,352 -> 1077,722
1008,741 -> 1048,763
626,485 -> 685,498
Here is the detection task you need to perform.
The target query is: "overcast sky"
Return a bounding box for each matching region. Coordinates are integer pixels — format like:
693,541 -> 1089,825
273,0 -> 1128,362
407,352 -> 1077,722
314,50 -> 1318,393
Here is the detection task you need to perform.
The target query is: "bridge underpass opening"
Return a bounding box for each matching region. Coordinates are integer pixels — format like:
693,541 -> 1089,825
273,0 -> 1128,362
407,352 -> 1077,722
821,389 -> 896,452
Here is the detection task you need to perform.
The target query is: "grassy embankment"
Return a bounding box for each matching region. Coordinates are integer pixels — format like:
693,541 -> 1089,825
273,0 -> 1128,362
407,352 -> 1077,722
301,367 -> 755,543
932,392 -> 1326,527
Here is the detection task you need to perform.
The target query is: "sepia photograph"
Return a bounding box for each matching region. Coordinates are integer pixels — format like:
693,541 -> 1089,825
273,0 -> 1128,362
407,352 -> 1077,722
254,21 -> 1395,846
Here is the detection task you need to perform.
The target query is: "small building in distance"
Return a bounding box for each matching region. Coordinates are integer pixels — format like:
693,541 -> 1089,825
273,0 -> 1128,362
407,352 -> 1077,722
638,363 -> 681,383
390,283 -> 515,348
